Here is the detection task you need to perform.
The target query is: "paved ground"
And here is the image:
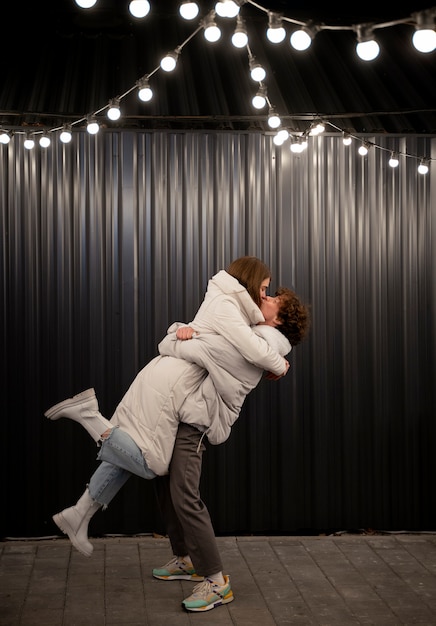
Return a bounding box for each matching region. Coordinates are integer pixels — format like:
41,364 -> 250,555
1,533 -> 436,625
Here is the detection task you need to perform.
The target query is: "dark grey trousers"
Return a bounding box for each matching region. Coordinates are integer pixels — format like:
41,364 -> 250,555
154,422 -> 223,577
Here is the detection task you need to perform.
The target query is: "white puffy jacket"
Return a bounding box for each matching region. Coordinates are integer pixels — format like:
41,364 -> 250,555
109,355 -> 207,475
110,270 -> 290,474
160,322 -> 290,445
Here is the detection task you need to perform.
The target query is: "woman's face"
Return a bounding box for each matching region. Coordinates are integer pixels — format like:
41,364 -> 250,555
260,278 -> 270,301
260,295 -> 281,326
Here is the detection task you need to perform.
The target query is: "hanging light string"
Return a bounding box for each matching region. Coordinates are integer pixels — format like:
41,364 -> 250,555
0,0 -> 434,174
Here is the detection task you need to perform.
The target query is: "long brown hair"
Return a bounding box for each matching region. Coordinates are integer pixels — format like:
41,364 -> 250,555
226,256 -> 271,308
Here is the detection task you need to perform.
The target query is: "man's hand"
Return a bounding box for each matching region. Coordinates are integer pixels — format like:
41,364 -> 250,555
176,326 -> 197,340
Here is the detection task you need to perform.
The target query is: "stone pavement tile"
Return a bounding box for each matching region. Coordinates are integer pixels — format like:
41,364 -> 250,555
268,539 -> 360,623
370,538 -> 436,607
146,576 -> 185,600
228,605 -> 278,626
2,535 -> 436,625
103,541 -> 147,623
18,608 -> 65,626
338,535 -> 436,621
0,544 -> 36,591
20,592 -> 65,611
0,591 -> 26,626
235,539 -> 316,624
395,536 -> 436,580
296,538 -> 389,622
144,598 -> 192,626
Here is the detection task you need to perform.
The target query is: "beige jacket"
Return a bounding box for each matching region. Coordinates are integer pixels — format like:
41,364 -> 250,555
111,270 -> 290,474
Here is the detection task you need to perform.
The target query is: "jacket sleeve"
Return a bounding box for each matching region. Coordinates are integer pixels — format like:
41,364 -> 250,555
191,297 -> 287,376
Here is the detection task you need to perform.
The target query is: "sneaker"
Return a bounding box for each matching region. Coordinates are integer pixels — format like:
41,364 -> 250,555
152,556 -> 204,581
182,575 -> 234,612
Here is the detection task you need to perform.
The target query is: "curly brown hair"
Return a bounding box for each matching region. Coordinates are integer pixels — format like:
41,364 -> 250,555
275,287 -> 311,346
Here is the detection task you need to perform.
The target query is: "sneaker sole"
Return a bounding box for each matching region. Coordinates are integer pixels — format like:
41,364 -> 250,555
153,573 -> 204,581
183,592 -> 234,612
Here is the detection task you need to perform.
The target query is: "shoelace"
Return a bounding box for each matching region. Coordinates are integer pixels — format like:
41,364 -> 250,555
190,578 -> 224,599
162,556 -> 190,571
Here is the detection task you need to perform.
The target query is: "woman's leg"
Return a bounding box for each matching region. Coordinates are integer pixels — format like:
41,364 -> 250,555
154,423 -> 223,577
45,388 -> 113,443
88,460 -> 131,506
53,461 -> 131,557
97,427 -> 156,481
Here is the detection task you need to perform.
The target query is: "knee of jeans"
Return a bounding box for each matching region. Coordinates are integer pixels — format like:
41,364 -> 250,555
96,427 -> 118,461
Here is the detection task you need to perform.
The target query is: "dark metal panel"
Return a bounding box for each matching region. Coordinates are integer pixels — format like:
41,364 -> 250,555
1,130 -> 435,537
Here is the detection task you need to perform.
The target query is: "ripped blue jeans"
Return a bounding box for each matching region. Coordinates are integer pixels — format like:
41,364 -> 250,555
88,427 -> 156,506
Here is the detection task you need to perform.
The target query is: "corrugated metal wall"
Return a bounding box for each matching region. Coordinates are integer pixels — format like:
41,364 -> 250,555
1,130 -> 435,538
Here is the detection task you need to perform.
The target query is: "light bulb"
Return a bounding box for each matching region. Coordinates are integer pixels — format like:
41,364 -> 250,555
39,134 -> 51,148
309,121 -> 325,136
137,78 -> 153,101
60,127 -> 73,143
129,0 -> 150,18
215,1 -> 240,18
75,0 -> 97,7
290,28 -> 312,51
358,143 -> 368,156
160,51 -> 179,72
412,29 -> 436,53
267,12 -> 286,44
87,119 -> 99,135
249,58 -> 266,82
412,10 -> 436,52
267,108 -> 281,129
252,87 -> 267,109
388,153 -> 399,168
356,39 -> 380,61
342,133 -> 352,146
107,99 -> 121,120
232,17 -> 248,48
0,131 -> 11,144
290,139 -> 306,153
24,137 -> 35,150
267,27 -> 286,43
356,25 -> 379,61
273,129 -> 289,145
179,2 -> 199,20
418,160 -> 429,174
203,15 -> 221,42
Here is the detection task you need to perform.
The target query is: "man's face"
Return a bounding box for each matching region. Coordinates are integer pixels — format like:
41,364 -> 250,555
260,295 -> 281,326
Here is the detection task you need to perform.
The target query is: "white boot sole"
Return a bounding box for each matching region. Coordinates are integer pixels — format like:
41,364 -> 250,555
53,513 -> 93,558
45,388 -> 96,420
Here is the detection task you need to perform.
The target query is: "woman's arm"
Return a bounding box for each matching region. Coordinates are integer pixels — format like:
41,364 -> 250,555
173,299 -> 288,376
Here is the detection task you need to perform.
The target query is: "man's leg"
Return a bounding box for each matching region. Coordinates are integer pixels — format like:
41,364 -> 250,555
154,423 -> 223,577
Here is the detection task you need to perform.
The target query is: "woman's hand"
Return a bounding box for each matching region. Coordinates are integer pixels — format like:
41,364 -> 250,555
176,326 -> 197,340
265,359 -> 290,380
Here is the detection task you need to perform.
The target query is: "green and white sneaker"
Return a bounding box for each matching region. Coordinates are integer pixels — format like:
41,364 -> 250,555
152,556 -> 204,581
182,575 -> 234,612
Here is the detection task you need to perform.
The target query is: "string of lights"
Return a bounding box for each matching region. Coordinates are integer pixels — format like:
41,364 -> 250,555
0,0 -> 435,175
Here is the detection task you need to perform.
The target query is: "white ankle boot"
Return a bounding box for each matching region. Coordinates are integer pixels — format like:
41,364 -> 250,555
53,488 -> 101,557
44,388 -> 113,442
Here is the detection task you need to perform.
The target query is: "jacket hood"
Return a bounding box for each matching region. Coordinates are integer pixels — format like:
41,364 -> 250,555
209,270 -> 265,326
